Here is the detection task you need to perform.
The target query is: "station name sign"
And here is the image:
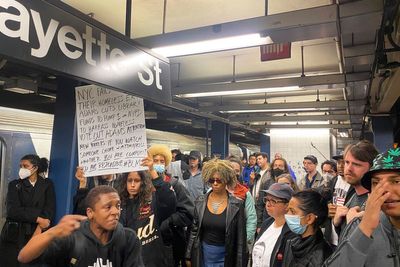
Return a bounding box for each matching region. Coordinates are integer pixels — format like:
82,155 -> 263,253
0,0 -> 171,103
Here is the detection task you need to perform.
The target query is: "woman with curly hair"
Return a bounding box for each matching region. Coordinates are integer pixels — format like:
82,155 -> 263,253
185,158 -> 247,267
118,155 -> 176,266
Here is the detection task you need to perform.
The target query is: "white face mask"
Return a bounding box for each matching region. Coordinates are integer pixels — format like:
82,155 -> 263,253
19,168 -> 32,179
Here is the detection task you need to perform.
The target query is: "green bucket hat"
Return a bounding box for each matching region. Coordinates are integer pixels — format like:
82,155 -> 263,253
362,147 -> 400,191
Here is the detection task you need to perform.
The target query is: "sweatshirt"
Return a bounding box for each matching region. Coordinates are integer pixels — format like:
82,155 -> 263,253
41,220 -> 144,267
324,212 -> 400,267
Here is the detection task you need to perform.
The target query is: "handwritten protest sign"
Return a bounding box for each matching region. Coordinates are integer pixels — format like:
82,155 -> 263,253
75,85 -> 147,176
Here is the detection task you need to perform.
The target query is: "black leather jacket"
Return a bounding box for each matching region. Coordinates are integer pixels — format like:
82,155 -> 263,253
185,191 -> 247,267
283,229 -> 333,267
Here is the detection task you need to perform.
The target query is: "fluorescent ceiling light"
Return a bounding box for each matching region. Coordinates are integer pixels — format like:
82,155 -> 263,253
179,86 -> 300,98
5,87 -> 34,94
221,108 -> 320,114
152,34 -> 273,57
270,121 -> 329,125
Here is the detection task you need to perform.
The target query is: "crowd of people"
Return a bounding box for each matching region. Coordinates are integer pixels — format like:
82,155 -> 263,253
1,140 -> 400,266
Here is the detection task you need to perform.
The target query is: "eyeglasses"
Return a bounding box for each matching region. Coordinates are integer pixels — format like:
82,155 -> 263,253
263,197 -> 287,205
208,178 -> 223,184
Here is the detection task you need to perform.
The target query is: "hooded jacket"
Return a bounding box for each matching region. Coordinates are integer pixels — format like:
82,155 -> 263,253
323,212 -> 400,267
119,177 -> 176,267
283,229 -> 333,267
41,220 -> 144,267
185,191 -> 247,267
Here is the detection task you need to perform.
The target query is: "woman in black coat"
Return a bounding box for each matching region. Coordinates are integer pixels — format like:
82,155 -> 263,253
118,154 -> 177,267
0,154 -> 56,267
185,159 -> 247,267
283,190 -> 333,267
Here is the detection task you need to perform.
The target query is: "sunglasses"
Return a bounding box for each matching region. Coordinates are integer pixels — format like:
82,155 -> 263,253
263,197 -> 287,205
208,178 -> 223,184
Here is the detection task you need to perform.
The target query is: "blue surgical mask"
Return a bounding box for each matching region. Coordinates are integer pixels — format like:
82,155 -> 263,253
284,214 -> 307,235
153,164 -> 165,174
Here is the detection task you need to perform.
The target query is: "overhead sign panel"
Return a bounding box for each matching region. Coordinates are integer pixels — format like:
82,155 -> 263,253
0,0 -> 171,104
260,43 -> 291,61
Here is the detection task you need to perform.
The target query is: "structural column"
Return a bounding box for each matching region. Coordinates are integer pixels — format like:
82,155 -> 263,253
211,121 -> 230,158
371,116 -> 394,152
48,77 -> 80,222
260,133 -> 270,157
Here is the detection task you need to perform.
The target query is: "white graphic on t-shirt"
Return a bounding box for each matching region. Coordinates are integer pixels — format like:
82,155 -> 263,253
89,258 -> 112,267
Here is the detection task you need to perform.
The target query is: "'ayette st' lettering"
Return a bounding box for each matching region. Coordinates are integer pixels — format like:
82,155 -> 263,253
0,0 -> 163,90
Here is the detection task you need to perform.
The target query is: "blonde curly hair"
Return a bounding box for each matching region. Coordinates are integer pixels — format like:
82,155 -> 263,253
202,158 -> 236,188
147,144 -> 172,166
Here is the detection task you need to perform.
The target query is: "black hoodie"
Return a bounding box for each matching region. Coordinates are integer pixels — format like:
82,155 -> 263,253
40,220 -> 144,267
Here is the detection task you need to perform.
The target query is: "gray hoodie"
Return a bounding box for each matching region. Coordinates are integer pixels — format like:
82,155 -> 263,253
324,212 -> 400,267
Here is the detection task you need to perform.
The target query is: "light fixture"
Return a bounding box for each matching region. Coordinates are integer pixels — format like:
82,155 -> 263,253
178,86 -> 301,98
270,121 -> 329,125
152,34 -> 273,57
221,108 -> 322,114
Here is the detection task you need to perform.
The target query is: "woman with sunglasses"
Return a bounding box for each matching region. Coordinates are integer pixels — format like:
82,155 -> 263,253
252,183 -> 296,267
282,190 -> 332,267
186,159 -> 246,267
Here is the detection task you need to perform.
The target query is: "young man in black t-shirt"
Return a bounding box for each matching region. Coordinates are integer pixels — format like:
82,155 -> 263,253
18,186 -> 144,267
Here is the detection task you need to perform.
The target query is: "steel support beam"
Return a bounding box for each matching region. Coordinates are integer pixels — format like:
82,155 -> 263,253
173,73 -> 370,95
230,114 -> 350,122
199,100 -> 364,112
134,5 -> 338,48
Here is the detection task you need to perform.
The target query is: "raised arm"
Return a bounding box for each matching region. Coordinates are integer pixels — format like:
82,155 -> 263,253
18,215 -> 86,263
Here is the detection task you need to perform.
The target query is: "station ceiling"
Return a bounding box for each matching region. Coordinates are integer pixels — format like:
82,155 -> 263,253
0,0 -> 399,148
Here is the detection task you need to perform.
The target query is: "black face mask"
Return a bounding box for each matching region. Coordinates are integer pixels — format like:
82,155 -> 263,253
272,168 -> 285,178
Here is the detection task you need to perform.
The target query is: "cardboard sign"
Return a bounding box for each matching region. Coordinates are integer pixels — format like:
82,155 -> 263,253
75,85 -> 147,176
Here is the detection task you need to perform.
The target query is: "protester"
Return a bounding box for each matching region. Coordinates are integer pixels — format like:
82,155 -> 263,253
276,173 -> 300,192
118,153 -> 176,266
184,150 -> 205,201
186,159 -> 246,267
147,144 -> 195,267
283,190 -> 332,266
252,183 -> 296,267
73,167 -> 120,215
324,147 -> 400,266
299,155 -> 324,190
0,154 -> 55,267
242,153 -> 258,188
227,156 -> 257,255
333,140 -> 378,234
17,186 -> 144,266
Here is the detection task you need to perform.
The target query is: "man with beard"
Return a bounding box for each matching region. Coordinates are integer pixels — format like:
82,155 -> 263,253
324,147 -> 400,266
333,140 -> 378,236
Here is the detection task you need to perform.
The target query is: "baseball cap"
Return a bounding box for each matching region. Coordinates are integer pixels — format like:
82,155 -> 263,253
362,147 -> 400,191
332,153 -> 344,161
304,155 -> 318,164
262,183 -> 294,202
189,150 -> 202,161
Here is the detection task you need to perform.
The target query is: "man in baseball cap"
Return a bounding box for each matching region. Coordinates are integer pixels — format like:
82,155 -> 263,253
325,147 -> 400,266
184,150 -> 204,200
